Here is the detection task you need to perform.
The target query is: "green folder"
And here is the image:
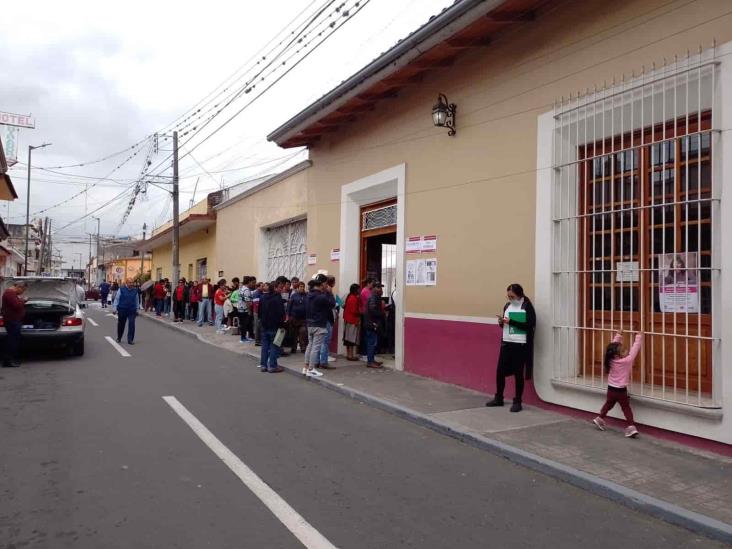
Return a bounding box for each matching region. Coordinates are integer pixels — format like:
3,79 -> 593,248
508,311 -> 527,335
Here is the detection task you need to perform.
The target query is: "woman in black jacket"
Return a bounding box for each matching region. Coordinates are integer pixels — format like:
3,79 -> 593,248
486,283 -> 537,413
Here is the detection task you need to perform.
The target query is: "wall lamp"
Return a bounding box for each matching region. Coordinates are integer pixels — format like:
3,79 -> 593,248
432,93 -> 456,136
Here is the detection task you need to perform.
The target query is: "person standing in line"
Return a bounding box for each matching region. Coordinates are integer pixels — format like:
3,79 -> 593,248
189,281 -> 200,321
110,280 -> 120,309
99,280 -> 110,308
153,279 -> 166,316
213,279 -> 229,334
318,275 -> 338,370
196,277 -> 213,327
258,280 -> 285,373
228,277 -> 241,331
365,283 -> 386,369
486,283 -> 537,413
173,278 -> 188,323
359,278 -> 374,359
252,282 -> 263,346
1,281 -> 27,368
287,281 -> 308,354
239,276 -> 256,342
163,279 -> 172,317
113,279 -> 140,345
303,275 -> 335,377
593,331 -> 642,438
343,283 -> 361,361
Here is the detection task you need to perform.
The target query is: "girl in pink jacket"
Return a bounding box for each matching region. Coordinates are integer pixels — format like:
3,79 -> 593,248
593,331 -> 642,438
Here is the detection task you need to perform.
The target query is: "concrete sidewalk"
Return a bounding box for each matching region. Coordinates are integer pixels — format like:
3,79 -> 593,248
139,310 -> 732,540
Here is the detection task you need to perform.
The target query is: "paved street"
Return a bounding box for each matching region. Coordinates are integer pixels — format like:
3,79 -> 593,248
0,307 -> 725,548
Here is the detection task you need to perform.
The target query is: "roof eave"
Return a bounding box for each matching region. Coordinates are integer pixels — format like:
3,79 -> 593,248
267,0 -> 508,146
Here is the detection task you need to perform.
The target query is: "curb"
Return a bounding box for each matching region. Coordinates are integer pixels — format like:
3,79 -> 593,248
140,313 -> 732,543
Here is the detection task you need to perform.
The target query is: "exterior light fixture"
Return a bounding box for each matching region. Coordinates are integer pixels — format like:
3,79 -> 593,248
432,93 -> 456,136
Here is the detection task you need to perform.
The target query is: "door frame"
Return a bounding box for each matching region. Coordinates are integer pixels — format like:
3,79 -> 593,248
340,164 -> 405,370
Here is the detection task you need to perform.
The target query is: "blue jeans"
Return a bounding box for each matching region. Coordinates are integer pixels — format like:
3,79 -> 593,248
260,329 -> 280,370
117,309 -> 137,343
163,297 -> 171,315
100,294 -> 109,308
197,299 -> 211,325
319,322 -> 333,364
214,304 -> 225,331
366,330 -> 378,364
154,298 -> 164,316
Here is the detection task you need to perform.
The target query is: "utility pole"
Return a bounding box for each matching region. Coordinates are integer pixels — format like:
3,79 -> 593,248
172,131 -> 180,284
141,222 -> 147,275
92,216 -> 101,285
24,142 -> 52,275
88,234 -> 93,289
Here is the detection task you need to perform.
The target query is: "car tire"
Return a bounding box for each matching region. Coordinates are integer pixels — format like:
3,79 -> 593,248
72,339 -> 84,357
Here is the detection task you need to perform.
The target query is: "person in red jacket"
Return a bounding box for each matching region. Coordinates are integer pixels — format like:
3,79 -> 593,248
2,281 -> 27,368
153,279 -> 166,316
173,278 -> 188,323
343,283 -> 361,361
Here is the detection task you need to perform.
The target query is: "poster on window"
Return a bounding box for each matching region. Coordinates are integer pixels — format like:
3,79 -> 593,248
659,252 -> 699,313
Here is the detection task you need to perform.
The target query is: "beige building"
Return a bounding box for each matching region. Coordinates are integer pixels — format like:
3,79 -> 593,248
146,0 -> 732,446
263,0 -> 732,446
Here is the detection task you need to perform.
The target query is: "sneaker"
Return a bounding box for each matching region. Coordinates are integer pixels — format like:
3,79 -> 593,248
305,368 -> 324,377
485,398 -> 504,407
320,363 -> 337,370
268,367 -> 285,373
327,356 -> 336,363
625,425 -> 639,438
592,417 -> 607,431
260,367 -> 268,373
366,362 -> 383,369
302,367 -> 309,376
510,401 -> 522,413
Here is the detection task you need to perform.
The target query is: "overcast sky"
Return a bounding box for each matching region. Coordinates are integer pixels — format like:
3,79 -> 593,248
1,0 -> 454,268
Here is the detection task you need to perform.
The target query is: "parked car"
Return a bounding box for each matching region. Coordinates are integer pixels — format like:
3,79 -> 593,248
0,277 -> 85,356
86,287 -> 100,301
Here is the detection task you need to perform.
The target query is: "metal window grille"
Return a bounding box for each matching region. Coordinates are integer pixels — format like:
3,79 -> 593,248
265,220 -> 307,281
362,204 -> 397,232
551,47 -> 721,408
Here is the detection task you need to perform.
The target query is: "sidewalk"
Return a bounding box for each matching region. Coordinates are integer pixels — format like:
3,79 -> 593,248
140,310 -> 732,541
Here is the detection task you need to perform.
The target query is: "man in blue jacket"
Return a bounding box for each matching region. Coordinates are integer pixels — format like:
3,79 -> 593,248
258,280 -> 286,373
113,279 -> 140,345
99,280 -> 110,308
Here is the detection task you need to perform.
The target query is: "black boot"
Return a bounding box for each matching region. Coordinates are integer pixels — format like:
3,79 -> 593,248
485,396 -> 504,407
510,399 -> 522,413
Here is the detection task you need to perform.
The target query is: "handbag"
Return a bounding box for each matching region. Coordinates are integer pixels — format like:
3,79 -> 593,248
273,327 -> 287,347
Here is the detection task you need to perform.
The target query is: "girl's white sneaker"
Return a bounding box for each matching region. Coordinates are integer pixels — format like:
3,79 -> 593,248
592,417 -> 606,431
625,425 -> 639,438
305,368 -> 323,378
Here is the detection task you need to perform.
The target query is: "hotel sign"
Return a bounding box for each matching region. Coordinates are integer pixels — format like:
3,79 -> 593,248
0,111 -> 35,128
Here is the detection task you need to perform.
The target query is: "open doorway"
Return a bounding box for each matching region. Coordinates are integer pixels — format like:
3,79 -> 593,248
360,199 -> 397,355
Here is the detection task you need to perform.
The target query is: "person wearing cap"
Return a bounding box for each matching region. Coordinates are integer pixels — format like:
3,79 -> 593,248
303,274 -> 335,377
365,283 -> 386,368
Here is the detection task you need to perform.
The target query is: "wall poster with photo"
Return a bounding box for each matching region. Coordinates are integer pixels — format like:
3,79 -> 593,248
658,252 -> 699,313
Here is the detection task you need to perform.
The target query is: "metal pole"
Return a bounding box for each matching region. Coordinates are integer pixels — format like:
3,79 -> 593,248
24,146 -> 31,275
88,234 -> 93,289
141,222 -> 147,275
172,131 -> 180,284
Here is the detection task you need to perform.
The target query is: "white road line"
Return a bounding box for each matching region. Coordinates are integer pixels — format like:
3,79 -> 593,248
105,336 -> 131,357
162,396 -> 338,549
87,318 -> 99,327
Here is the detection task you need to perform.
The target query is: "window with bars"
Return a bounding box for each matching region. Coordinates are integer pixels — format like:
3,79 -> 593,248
362,204 -> 397,232
265,220 -> 307,282
551,49 -> 720,407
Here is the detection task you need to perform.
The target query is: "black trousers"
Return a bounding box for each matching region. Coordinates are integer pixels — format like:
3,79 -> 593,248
495,342 -> 527,402
3,321 -> 22,366
173,300 -> 185,320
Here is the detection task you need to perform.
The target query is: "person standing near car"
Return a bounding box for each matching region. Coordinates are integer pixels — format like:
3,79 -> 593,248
1,281 -> 27,368
113,279 -> 140,345
99,280 -> 110,308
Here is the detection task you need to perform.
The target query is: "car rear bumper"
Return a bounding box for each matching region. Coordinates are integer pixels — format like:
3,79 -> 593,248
0,330 -> 84,344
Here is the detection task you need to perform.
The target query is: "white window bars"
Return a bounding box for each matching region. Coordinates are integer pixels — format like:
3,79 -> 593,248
362,204 -> 397,232
551,47 -> 721,408
266,220 -> 307,282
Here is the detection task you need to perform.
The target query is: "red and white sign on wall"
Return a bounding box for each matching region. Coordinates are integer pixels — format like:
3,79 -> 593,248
0,112 -> 35,129
421,235 -> 437,253
406,236 -> 422,254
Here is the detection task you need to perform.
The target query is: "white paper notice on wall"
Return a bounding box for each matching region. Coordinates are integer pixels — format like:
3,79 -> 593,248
406,260 -> 418,286
616,261 -> 639,282
424,258 -> 437,286
307,254 -> 317,266
330,248 -> 340,262
406,236 -> 422,254
421,235 -> 437,253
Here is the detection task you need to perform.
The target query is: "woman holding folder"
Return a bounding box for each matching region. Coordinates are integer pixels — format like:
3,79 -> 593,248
485,283 -> 536,412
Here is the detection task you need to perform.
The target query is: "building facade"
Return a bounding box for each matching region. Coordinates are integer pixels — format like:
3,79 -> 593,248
262,0 -> 732,445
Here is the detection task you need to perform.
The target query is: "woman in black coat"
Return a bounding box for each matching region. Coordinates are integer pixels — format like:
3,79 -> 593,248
486,283 -> 536,413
